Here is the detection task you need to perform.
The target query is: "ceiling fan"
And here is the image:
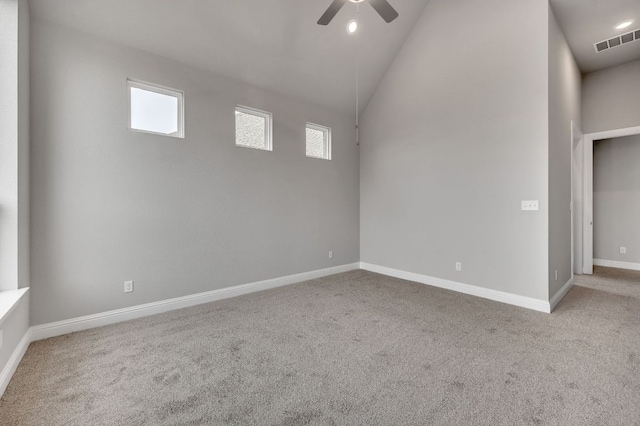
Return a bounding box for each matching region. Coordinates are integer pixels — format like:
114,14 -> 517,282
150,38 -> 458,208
317,0 -> 399,25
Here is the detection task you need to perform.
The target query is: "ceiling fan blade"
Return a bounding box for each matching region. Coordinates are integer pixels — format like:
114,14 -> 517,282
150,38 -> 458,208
368,0 -> 399,23
317,0 -> 347,25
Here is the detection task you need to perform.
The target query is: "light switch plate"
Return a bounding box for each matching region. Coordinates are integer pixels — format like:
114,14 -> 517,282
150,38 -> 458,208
521,200 -> 539,211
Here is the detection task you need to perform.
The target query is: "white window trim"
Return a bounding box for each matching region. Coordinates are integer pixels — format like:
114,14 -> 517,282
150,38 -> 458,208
306,122 -> 332,160
127,79 -> 185,139
235,105 -> 273,151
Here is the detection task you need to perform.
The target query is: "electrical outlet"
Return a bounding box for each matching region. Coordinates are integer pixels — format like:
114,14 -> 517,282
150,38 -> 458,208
521,200 -> 539,211
455,262 -> 462,271
620,247 -> 627,254
124,280 -> 134,293
555,270 -> 558,281
328,251 -> 333,259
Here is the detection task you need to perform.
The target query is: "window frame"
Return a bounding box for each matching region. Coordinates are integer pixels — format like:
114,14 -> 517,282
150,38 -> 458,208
235,105 -> 273,151
127,79 -> 185,139
305,122 -> 332,160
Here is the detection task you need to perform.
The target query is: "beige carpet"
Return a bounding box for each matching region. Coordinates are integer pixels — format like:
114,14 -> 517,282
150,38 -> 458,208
1,267 -> 639,425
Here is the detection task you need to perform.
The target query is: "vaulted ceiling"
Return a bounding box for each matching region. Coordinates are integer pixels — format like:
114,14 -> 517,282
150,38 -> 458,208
549,0 -> 640,73
28,0 -> 429,114
28,0 -> 640,114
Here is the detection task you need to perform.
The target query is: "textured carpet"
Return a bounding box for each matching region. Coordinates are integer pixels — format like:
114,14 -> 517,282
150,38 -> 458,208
1,267 -> 639,425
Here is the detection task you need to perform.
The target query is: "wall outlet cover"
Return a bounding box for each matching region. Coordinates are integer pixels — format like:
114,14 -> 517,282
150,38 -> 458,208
328,251 -> 334,259
620,247 -> 627,254
455,262 -> 462,271
124,280 -> 134,293
521,200 -> 539,211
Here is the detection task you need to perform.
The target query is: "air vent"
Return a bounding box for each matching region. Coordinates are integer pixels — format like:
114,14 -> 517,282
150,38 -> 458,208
595,41 -> 609,52
594,28 -> 640,52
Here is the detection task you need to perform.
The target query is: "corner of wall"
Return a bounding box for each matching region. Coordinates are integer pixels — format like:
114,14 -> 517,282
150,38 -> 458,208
547,3 -> 582,304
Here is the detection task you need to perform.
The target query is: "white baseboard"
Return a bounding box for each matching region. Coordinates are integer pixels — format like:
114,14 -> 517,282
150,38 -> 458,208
550,276 -> 574,312
359,262 -> 551,313
593,259 -> 640,272
0,329 -> 31,397
30,263 -> 360,342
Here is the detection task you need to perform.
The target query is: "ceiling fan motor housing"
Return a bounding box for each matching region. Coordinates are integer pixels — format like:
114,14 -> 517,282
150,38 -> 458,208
318,0 -> 399,26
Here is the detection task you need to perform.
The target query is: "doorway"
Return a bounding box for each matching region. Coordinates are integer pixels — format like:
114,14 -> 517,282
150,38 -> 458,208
582,125 -> 640,274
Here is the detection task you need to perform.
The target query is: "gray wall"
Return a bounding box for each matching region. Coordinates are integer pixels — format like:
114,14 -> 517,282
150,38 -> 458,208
548,6 -> 581,298
18,0 -> 29,290
583,59 -> 640,134
30,19 -> 359,326
0,0 -> 29,292
594,135 -> 640,264
360,0 -> 550,301
0,0 -> 30,392
0,0 -> 19,292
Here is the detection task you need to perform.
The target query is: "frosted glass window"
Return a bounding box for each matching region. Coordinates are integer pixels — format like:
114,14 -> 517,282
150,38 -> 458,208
235,106 -> 272,151
128,80 -> 184,138
306,123 -> 331,160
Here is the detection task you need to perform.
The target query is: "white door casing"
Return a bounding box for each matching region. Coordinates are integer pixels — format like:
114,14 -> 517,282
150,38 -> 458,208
583,125 -> 640,275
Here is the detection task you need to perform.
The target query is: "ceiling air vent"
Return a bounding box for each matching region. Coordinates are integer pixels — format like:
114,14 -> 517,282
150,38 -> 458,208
594,28 -> 640,52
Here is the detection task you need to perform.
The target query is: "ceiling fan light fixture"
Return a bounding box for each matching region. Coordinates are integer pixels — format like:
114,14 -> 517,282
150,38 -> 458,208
616,20 -> 633,30
347,19 -> 358,34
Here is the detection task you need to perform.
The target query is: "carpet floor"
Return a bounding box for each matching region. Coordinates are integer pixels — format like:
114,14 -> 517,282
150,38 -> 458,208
1,267 -> 639,425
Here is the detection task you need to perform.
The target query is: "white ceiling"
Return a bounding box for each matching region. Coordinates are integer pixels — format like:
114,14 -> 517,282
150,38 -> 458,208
550,0 -> 640,73
29,0 -> 429,114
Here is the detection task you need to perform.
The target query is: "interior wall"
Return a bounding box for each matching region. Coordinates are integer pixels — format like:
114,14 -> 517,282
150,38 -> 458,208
30,19 -> 360,326
593,135 -> 640,265
0,0 -> 30,394
360,0 -> 550,301
0,0 -> 29,292
582,59 -> 640,133
18,0 -> 29,290
0,0 -> 19,292
548,6 -> 581,298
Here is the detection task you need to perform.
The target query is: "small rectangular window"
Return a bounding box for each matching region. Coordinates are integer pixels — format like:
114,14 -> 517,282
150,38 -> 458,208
235,106 -> 272,151
306,123 -> 331,160
128,80 -> 184,138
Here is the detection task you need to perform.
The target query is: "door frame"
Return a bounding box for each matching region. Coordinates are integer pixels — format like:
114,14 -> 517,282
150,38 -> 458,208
583,125 -> 640,274
571,121 -> 583,278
